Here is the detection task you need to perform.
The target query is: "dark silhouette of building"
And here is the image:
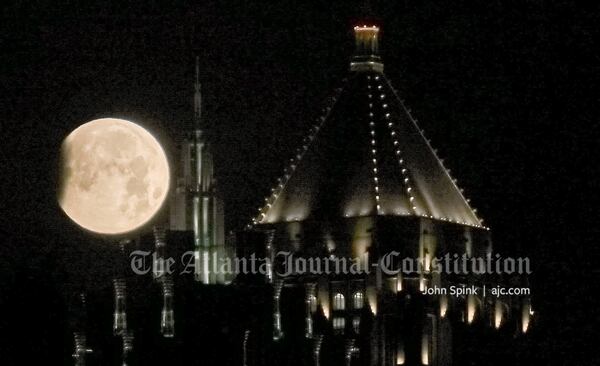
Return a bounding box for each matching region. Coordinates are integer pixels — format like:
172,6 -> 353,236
235,24 -> 533,366
70,23 -> 533,366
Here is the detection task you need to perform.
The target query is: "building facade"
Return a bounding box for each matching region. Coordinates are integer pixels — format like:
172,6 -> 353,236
236,24 -> 533,366
71,23 -> 533,366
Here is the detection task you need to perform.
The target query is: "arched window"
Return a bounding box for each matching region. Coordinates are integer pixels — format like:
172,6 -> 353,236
352,292 -> 364,309
333,293 -> 345,311
308,294 -> 317,313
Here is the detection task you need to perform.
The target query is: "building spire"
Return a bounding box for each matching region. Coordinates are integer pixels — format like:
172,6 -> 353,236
194,56 -> 202,130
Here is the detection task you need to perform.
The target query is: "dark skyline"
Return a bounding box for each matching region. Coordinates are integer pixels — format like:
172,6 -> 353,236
0,1 -> 595,364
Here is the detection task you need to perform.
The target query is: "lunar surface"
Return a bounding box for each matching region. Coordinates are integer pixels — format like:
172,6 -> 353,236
58,118 -> 170,234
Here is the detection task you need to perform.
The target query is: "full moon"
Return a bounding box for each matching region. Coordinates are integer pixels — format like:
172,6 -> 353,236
58,118 -> 170,235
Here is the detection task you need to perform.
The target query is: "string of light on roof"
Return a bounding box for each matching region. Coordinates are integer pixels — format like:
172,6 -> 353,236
353,25 -> 380,31
375,74 -> 419,217
246,71 -> 488,230
366,76 -> 383,215
247,80 -> 349,228
381,75 -> 488,230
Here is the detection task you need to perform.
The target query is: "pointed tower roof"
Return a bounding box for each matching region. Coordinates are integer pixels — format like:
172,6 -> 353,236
251,25 -> 485,229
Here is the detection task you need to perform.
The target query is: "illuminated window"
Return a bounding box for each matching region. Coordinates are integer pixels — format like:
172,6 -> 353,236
306,316 -> 313,338
333,317 -> 345,333
308,294 -> 317,313
352,292 -> 364,309
274,312 -> 281,331
423,248 -> 431,272
333,293 -> 345,311
352,316 -> 361,333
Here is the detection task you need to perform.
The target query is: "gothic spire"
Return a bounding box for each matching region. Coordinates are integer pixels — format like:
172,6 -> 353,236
194,56 -> 202,130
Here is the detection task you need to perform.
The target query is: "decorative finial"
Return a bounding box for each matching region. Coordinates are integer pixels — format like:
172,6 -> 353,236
194,56 -> 202,130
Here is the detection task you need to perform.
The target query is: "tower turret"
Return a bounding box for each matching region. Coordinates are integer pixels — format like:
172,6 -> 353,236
241,22 -> 508,366
169,57 -> 230,284
350,25 -> 384,73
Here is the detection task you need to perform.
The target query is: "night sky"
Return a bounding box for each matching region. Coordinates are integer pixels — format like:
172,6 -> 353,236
0,1 -> 596,364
